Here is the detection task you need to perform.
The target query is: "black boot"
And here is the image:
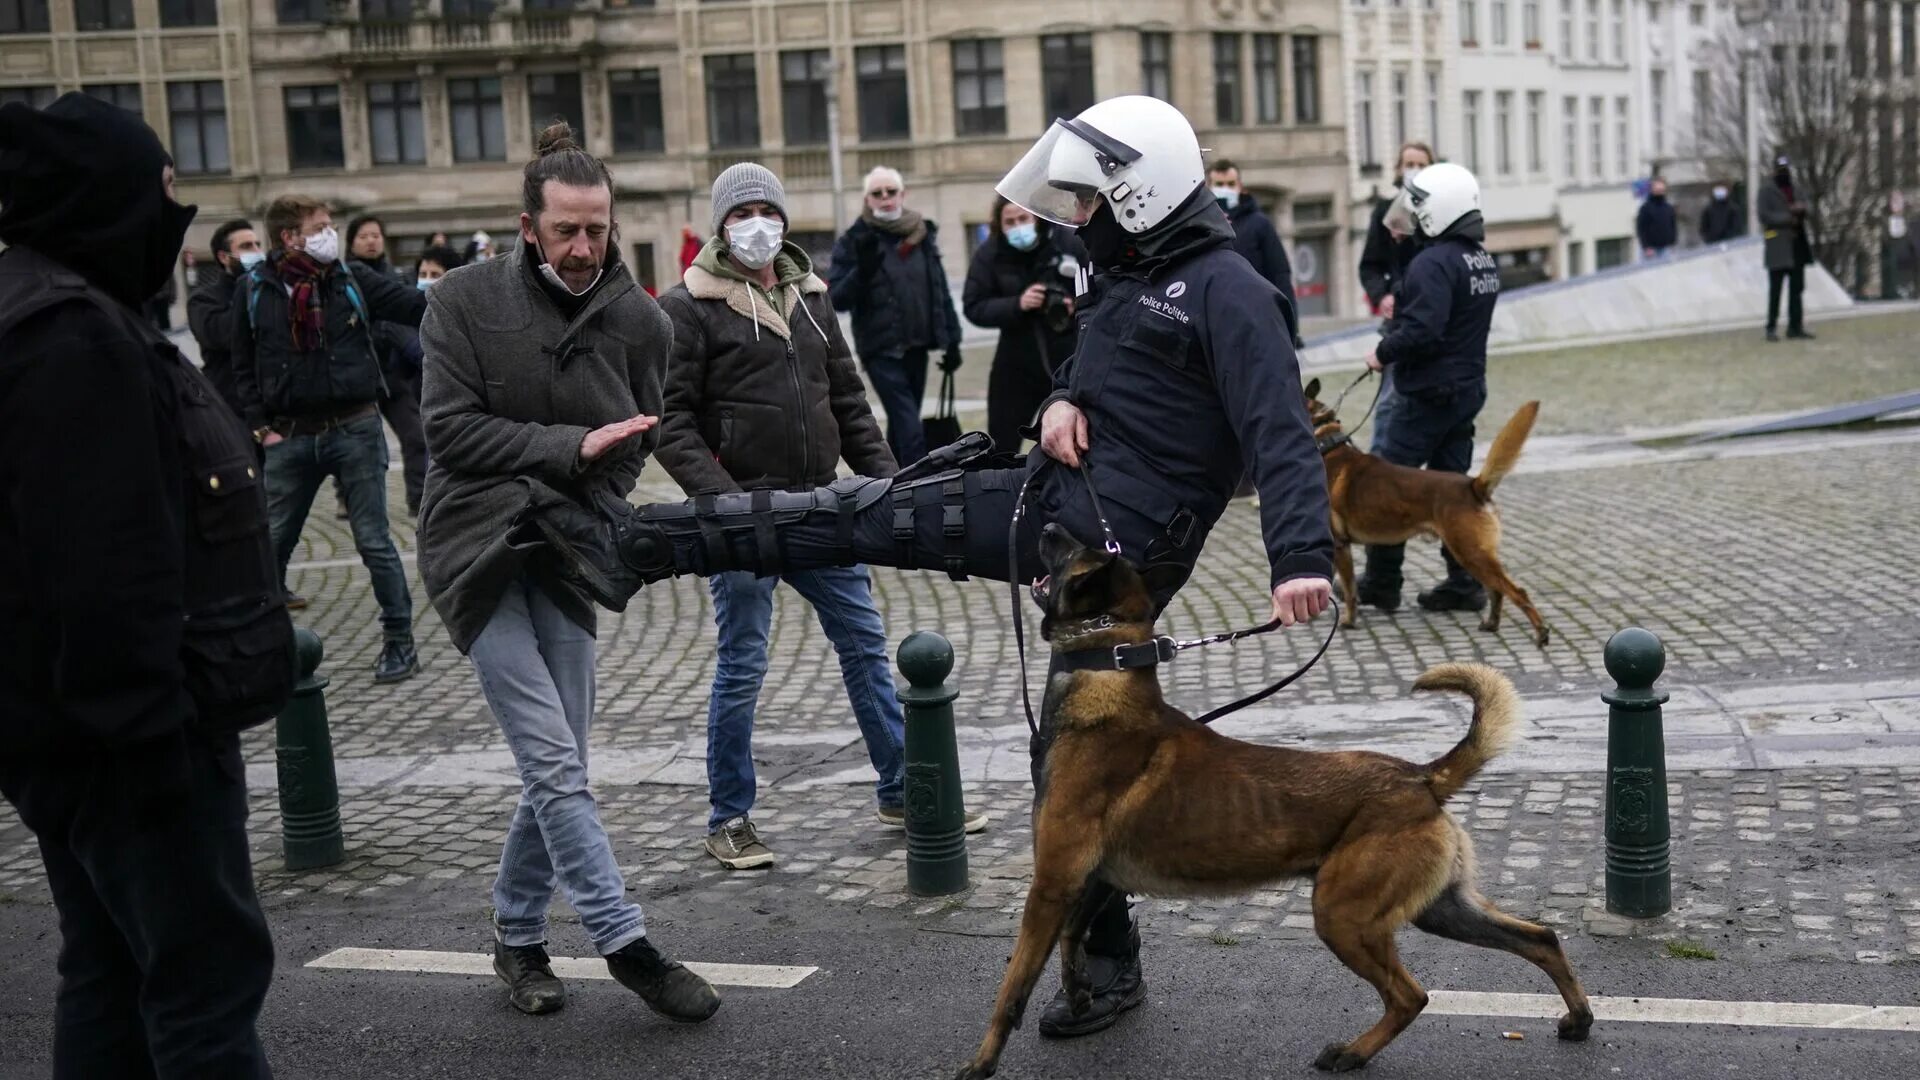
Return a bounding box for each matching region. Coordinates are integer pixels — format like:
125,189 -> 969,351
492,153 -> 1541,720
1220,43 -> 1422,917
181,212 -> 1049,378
494,941 -> 566,1015
1417,546 -> 1486,612
605,937 -> 722,1023
1037,921 -> 1145,1038
1354,543 -> 1405,612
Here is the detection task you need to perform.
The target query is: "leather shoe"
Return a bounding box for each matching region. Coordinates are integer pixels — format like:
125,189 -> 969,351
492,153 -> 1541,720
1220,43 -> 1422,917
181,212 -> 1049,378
606,937 -> 721,1022
494,941 -> 566,1015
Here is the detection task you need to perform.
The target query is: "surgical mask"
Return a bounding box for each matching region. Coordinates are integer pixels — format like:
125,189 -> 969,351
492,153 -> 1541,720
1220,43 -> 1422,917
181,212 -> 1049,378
237,250 -> 265,272
535,243 -> 603,297
1211,186 -> 1239,210
1712,186 -> 1729,201
416,278 -> 435,292
302,226 -> 339,264
726,215 -> 784,270
1004,222 -> 1039,251
872,205 -> 903,222
1401,165 -> 1424,187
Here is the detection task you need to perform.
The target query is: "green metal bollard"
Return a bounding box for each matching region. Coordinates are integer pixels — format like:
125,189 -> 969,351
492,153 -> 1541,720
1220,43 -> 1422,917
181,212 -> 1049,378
276,627 -> 345,871
1602,627 -> 1671,918
897,631 -> 969,896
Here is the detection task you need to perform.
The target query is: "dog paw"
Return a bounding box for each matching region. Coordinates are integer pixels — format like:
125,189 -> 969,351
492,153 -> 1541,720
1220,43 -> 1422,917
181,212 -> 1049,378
1535,628 -> 1552,649
1558,1010 -> 1593,1042
1068,988 -> 1093,1017
1313,1043 -> 1369,1072
952,1065 -> 994,1080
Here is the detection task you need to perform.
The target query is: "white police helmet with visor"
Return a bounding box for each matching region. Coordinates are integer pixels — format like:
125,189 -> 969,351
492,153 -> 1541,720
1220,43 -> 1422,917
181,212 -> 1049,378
994,95 -> 1207,235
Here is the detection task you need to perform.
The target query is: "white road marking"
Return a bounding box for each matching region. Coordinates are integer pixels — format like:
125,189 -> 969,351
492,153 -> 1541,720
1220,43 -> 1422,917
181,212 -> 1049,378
1426,991 -> 1920,1032
305,947 -> 816,989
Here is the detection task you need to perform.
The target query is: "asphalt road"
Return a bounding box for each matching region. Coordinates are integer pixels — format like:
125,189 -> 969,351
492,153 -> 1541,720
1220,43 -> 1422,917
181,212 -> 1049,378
3,890 -> 1915,1080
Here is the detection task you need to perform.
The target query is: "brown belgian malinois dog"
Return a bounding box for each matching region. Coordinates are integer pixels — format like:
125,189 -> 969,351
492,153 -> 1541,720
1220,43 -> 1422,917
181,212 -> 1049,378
953,523 -> 1592,1079
1302,377 -> 1551,647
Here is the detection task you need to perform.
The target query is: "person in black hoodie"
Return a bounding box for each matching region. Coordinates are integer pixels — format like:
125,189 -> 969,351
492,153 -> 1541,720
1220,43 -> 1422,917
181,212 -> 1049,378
1699,182 -> 1742,244
0,92 -> 288,1079
1636,177 -> 1678,259
1362,161 -> 1502,612
1207,158 -> 1301,346
1358,141 -> 1434,318
347,213 -> 430,515
962,194 -> 1088,454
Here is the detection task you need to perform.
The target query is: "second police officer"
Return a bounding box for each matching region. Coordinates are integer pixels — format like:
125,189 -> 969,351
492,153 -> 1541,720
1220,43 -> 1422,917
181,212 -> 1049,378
1361,161 -> 1502,612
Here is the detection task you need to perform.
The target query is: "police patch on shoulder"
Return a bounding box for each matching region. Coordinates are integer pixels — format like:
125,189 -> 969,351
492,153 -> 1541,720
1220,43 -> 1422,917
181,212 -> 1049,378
1165,281 -> 1188,298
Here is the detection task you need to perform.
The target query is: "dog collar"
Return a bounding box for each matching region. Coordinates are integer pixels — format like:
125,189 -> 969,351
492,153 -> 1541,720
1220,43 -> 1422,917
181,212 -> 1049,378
1315,431 -> 1353,455
1054,634 -> 1179,673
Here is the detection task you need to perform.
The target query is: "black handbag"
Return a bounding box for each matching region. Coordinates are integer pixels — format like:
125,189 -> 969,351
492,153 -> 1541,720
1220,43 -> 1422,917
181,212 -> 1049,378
921,368 -> 963,450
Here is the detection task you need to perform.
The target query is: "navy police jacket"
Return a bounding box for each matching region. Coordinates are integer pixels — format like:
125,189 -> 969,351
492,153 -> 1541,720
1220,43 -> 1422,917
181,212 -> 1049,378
1374,230 -> 1498,396
1033,206 -> 1333,589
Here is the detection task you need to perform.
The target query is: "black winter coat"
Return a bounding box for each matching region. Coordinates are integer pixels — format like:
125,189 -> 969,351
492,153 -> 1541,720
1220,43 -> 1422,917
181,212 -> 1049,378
1,247 -> 292,754
1375,232 -> 1500,396
187,264 -> 246,416
1359,195 -> 1425,308
1700,198 -> 1743,243
656,250 -> 897,496
230,253 -> 426,428
1033,203 -> 1333,587
1222,193 -> 1300,339
826,217 -> 962,360
961,226 -> 1085,379
1636,197 -> 1679,251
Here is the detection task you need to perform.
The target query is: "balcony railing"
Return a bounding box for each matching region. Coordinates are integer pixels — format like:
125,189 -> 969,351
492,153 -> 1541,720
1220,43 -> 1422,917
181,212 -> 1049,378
346,14 -> 577,58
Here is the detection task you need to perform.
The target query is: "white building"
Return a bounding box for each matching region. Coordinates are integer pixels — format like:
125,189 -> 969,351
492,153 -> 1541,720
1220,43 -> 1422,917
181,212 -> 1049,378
1635,0 -> 1738,242
1343,0 -> 1459,315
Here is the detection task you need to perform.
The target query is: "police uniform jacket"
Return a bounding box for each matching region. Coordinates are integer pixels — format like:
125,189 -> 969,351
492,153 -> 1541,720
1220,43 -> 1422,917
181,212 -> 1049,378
1374,225 -> 1500,397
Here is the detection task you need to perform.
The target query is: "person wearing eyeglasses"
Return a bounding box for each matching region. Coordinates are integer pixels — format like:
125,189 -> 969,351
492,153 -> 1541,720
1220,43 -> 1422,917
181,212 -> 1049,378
826,166 -> 965,466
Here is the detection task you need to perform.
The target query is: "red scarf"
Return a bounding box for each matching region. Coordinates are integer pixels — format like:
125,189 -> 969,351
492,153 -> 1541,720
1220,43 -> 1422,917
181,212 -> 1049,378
275,250 -> 329,352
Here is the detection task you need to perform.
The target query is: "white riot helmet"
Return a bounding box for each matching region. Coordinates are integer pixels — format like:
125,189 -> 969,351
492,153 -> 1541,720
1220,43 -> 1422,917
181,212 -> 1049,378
1403,162 -> 1481,238
995,95 -> 1206,235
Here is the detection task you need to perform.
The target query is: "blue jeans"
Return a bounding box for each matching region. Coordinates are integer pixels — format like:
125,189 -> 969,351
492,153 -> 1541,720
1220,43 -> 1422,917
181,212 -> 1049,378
263,413 -> 413,639
863,348 -> 930,466
469,577 -> 646,955
705,566 -> 906,831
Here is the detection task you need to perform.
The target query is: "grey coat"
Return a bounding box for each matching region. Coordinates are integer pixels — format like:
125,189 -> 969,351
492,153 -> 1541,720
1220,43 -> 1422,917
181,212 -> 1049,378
1758,184 -> 1812,271
417,239 -> 670,652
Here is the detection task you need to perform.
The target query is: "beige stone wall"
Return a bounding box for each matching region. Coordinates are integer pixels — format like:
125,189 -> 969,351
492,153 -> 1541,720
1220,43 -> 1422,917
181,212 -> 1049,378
4,0 -> 1353,307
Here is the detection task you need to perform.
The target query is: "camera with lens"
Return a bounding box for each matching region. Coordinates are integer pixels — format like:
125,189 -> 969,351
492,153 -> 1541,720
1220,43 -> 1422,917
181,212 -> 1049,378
1037,253 -> 1081,335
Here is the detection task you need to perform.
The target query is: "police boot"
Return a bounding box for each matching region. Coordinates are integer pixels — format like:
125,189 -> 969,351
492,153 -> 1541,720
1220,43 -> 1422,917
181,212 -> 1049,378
1354,544 -> 1405,612
1417,546 -> 1487,612
1037,920 -> 1144,1039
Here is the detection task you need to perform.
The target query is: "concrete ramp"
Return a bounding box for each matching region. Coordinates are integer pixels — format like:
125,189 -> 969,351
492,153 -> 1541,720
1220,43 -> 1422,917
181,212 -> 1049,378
1299,236 -> 1854,371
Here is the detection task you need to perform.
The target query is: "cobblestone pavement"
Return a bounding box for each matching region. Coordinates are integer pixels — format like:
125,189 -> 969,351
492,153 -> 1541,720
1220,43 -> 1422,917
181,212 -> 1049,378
5,769 -> 1915,967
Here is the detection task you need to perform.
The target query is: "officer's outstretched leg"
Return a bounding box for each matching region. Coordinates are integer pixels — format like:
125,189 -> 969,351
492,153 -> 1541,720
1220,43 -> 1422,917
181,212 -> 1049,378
519,436 -> 1039,610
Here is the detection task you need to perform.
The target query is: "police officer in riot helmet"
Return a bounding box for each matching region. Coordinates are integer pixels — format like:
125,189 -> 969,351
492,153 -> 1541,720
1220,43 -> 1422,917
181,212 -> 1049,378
523,97 -> 1335,1035
1357,161 -> 1502,612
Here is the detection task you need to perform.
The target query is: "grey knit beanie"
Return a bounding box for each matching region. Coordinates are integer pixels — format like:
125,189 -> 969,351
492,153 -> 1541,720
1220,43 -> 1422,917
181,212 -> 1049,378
709,162 -> 788,236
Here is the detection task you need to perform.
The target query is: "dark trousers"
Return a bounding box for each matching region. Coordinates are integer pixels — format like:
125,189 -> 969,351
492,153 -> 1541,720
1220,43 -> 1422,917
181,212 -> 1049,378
377,362 -> 428,515
1766,266 -> 1805,333
1363,380 -> 1488,590
0,733 -> 275,1079
986,352 -> 1053,456
864,348 -> 931,467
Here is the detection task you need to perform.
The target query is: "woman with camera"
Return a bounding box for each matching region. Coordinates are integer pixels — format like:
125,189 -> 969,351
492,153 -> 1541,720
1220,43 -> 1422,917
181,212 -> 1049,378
963,195 -> 1088,455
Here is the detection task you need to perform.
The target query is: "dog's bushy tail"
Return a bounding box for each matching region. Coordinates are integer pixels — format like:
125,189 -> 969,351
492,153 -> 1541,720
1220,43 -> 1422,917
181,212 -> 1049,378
1470,402 -> 1540,502
1415,663 -> 1521,801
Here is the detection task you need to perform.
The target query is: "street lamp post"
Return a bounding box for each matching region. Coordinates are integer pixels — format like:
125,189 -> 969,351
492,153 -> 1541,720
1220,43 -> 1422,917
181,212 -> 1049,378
825,58 -> 848,230
1735,1 -> 1765,239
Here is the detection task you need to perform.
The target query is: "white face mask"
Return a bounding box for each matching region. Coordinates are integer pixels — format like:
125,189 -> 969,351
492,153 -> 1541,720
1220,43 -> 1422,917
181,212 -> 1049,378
1712,186 -> 1729,200
302,226 -> 339,264
726,216 -> 784,270
872,205 -> 904,222
1210,186 -> 1239,209
236,250 -> 265,272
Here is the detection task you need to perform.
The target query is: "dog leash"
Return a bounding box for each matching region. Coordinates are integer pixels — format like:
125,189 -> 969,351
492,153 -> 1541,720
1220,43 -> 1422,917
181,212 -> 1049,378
1007,460 -> 1338,736
1314,370 -> 1385,455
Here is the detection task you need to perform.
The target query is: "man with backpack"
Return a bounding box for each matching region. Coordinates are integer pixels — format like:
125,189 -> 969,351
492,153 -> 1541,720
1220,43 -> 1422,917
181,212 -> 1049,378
231,193 -> 427,682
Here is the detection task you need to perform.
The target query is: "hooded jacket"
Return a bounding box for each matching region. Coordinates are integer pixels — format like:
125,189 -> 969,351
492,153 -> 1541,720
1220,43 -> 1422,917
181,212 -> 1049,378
1360,193 -> 1426,307
655,238 -> 896,495
1,94 -> 293,753
1032,191 -> 1334,588
1221,192 -> 1301,340
1636,195 -> 1678,251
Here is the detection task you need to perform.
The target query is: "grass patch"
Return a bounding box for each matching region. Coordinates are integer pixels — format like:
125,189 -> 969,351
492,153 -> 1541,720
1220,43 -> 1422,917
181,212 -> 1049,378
939,896 -> 968,913
1664,939 -> 1718,960
1208,930 -> 1240,947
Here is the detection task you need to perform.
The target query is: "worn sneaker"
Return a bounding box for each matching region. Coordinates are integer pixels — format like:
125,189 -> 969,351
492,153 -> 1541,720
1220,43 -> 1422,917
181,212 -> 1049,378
493,941 -> 566,1015
876,805 -> 989,834
373,637 -> 420,683
605,938 -> 721,1023
705,816 -> 774,869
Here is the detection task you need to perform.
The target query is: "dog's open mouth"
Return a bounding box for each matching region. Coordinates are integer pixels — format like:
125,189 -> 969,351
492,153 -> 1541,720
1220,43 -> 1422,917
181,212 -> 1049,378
1029,575 -> 1051,605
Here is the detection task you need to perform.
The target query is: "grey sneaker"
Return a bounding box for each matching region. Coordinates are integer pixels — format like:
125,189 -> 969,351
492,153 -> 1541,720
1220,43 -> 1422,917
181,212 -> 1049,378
877,805 -> 989,834
705,816 -> 774,869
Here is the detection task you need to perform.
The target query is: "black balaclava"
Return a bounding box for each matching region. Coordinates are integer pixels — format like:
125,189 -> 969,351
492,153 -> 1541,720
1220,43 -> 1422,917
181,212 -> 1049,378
1076,184 -> 1231,270
0,92 -> 197,309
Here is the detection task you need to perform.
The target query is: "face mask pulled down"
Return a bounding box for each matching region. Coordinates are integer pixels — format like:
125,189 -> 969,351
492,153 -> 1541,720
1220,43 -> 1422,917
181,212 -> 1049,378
726,216 -> 784,270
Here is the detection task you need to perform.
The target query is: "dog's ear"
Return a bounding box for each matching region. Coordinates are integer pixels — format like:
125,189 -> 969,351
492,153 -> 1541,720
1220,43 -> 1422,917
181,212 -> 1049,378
1303,376 -> 1321,401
